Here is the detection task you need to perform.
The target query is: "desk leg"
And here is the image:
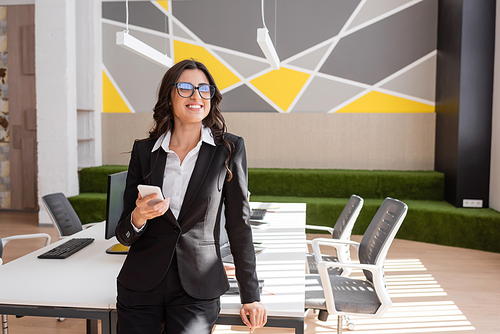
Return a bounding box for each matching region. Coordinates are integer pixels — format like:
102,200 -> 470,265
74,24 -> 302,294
294,319 -> 304,334
86,314 -> 112,334
101,313 -> 111,334
111,310 -> 118,334
87,319 -> 98,334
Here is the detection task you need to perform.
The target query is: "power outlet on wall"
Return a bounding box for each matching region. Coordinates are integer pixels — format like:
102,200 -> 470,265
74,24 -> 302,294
463,199 -> 483,208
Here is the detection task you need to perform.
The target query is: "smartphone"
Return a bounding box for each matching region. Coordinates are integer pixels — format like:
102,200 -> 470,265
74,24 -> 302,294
137,185 -> 165,206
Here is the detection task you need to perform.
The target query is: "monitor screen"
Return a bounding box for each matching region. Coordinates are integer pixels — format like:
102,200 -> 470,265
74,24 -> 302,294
105,171 -> 127,240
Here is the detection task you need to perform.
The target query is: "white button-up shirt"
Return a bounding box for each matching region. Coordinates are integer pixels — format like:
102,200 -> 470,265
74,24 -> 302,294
132,126 -> 215,232
152,126 -> 216,219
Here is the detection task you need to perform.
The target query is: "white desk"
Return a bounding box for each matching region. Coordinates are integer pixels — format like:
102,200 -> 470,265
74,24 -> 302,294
0,222 -> 121,333
220,202 -> 307,333
0,202 -> 306,334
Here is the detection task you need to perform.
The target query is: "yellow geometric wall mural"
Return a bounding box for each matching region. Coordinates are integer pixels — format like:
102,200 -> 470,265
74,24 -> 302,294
102,1 -> 438,113
250,68 -> 310,112
156,1 -> 168,12
173,40 -> 240,91
336,91 -> 435,113
103,70 -> 132,113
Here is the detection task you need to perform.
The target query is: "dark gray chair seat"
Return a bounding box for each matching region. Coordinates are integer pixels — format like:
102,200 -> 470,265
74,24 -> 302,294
305,274 -> 381,314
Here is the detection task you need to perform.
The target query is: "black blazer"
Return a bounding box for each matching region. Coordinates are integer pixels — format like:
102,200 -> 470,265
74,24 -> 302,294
115,133 -> 260,304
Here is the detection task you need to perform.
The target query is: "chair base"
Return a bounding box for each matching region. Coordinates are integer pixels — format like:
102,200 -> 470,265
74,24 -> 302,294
315,311 -> 355,332
318,309 -> 329,321
337,315 -> 343,334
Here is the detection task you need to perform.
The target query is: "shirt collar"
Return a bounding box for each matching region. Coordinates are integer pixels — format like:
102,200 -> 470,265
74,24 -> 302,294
152,125 -> 215,153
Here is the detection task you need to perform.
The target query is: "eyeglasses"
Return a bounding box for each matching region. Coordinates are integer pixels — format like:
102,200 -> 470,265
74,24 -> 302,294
173,82 -> 215,100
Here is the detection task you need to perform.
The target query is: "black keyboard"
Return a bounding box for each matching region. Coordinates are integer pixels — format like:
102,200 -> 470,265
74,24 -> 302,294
37,238 -> 95,259
250,208 -> 267,220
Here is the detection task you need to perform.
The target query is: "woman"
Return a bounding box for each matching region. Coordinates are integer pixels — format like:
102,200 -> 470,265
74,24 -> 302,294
115,59 -> 266,334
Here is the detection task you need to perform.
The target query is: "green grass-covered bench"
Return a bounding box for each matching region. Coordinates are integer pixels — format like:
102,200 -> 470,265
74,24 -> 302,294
68,165 -> 128,225
248,168 -> 445,200
69,166 -> 500,253
250,196 -> 500,253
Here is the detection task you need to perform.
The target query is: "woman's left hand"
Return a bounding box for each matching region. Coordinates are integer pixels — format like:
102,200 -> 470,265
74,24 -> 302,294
239,301 -> 267,332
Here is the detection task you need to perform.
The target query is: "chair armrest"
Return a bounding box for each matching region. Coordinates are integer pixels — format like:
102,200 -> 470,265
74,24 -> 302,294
312,238 -> 360,247
318,260 -> 379,274
311,238 -> 360,265
305,225 -> 334,234
2,233 -> 51,247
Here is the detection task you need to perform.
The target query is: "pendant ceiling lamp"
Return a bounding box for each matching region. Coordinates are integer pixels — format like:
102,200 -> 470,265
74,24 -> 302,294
257,0 -> 280,70
116,0 -> 173,68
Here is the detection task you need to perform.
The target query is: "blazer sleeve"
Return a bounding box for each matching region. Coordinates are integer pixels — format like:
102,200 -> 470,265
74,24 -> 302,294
115,140 -> 146,246
223,136 -> 261,304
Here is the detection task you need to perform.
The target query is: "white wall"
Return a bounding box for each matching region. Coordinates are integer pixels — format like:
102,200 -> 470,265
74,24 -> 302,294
489,2 -> 500,211
102,113 -> 436,171
36,0 -> 79,225
76,0 -> 102,168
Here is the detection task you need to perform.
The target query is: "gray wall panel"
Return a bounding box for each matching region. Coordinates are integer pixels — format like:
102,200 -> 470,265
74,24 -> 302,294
381,55 -> 437,101
102,2 -> 169,33
220,85 -> 277,113
275,0 -> 361,60
215,50 -> 269,78
321,0 -> 438,85
172,0 -> 263,57
172,0 -> 360,60
347,0 -> 414,30
293,77 -> 364,113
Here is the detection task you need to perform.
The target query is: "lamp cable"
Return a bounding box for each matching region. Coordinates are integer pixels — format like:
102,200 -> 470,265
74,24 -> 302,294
261,0 -> 267,29
124,0 -> 130,33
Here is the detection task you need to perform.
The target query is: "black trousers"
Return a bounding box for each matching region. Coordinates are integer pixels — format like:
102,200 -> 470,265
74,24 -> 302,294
116,256 -> 220,334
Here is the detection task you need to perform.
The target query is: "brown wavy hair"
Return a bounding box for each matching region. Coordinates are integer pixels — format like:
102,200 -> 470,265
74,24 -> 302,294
149,59 -> 234,180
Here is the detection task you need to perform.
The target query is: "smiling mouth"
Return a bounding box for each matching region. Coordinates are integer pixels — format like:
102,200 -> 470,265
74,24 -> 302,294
186,104 -> 202,110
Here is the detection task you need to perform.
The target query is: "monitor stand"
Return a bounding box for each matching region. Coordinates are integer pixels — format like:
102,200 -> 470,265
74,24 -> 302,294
106,243 -> 129,254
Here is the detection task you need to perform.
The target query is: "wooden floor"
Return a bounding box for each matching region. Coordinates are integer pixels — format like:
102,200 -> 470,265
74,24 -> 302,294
1,210 -> 499,334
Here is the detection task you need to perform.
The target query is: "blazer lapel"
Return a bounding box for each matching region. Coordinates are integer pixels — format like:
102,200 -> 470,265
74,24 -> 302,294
149,148 -> 179,226
177,142 -> 217,222
149,148 -> 166,188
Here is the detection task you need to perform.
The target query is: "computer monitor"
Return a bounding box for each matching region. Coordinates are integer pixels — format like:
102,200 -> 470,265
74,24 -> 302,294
105,170 -> 128,254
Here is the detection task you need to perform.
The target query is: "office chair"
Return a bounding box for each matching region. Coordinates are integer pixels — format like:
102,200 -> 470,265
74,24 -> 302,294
305,195 -> 363,275
305,197 -> 408,333
42,192 -> 84,238
1,233 -> 51,334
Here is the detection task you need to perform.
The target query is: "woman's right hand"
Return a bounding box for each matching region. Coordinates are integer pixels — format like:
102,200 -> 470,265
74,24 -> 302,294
131,193 -> 170,229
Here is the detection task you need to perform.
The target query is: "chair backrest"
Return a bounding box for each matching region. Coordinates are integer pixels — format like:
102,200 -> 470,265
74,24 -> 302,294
42,192 -> 83,237
358,197 -> 408,282
332,194 -> 364,240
